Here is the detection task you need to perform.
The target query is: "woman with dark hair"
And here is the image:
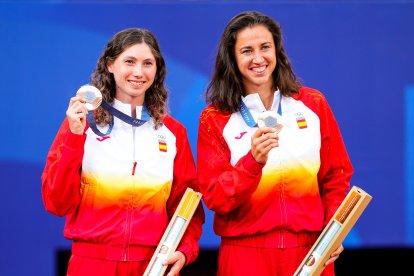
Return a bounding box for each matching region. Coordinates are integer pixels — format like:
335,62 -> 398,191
197,11 -> 353,275
42,28 -> 204,276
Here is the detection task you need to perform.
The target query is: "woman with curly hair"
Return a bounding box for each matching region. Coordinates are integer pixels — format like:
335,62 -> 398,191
42,28 -> 204,276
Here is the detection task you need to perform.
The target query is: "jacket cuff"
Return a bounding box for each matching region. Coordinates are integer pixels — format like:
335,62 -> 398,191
64,130 -> 87,150
239,150 -> 265,176
176,247 -> 190,266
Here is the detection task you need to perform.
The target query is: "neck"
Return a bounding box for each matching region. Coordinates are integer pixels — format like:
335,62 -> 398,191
259,90 -> 275,110
115,96 -> 144,119
131,107 -> 137,119
245,82 -> 275,110
130,101 -> 145,119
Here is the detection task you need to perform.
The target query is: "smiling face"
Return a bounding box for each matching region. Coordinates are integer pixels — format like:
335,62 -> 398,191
107,42 -> 157,106
234,24 -> 276,95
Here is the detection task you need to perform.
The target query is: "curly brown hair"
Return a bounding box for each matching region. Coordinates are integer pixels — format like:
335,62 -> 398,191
90,28 -> 168,128
206,11 -> 301,113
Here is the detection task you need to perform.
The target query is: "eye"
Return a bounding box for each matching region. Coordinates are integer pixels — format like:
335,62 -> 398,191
125,59 -> 135,65
241,49 -> 252,55
143,61 -> 154,67
262,44 -> 272,50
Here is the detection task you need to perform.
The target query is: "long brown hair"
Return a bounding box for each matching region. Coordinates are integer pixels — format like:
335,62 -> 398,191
206,11 -> 300,113
91,28 -> 168,128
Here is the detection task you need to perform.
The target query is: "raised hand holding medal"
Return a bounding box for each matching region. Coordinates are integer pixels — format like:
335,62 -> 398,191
66,84 -> 102,135
65,84 -> 103,135
254,110 -> 283,164
73,84 -> 150,137
240,93 -> 283,165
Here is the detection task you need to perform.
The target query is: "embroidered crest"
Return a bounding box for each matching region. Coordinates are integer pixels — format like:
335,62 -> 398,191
158,135 -> 167,152
295,112 -> 308,129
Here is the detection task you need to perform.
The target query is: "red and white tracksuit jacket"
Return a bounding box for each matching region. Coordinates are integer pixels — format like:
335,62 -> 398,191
42,99 -> 204,264
197,86 -> 353,239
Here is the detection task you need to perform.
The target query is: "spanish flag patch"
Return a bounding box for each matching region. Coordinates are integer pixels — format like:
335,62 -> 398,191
159,141 -> 167,152
296,117 -> 308,129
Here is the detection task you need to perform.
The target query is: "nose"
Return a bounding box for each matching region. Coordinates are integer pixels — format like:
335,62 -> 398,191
133,65 -> 143,76
253,53 -> 264,63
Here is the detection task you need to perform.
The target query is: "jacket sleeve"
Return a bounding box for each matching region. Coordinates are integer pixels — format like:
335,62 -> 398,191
166,122 -> 205,265
41,118 -> 86,217
196,107 -> 264,216
317,95 -> 354,226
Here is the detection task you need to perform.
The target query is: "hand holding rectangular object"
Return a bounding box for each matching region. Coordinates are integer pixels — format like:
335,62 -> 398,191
144,188 -> 202,276
294,186 -> 372,276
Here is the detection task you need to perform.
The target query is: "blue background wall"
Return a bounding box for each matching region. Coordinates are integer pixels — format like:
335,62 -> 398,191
1,1 -> 413,275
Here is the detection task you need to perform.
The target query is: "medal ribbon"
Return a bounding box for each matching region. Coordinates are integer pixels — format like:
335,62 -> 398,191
240,93 -> 282,128
87,100 -> 150,137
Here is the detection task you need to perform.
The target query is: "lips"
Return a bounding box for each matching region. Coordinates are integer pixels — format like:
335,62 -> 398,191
251,65 -> 267,75
128,80 -> 145,88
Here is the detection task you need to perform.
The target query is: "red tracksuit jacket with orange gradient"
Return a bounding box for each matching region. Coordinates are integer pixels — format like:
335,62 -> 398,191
197,86 -> 353,238
42,100 -> 204,264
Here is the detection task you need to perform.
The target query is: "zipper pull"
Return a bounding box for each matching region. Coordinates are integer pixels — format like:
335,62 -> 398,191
132,161 -> 137,175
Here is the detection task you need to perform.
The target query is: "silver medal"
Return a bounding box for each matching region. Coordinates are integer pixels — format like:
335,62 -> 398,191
257,110 -> 283,133
76,84 -> 103,110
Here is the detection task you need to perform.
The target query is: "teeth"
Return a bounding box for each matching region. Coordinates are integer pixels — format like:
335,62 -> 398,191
252,66 -> 266,73
130,81 -> 144,86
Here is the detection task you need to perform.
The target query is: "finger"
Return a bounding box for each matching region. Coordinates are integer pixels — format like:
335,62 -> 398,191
260,127 -> 278,135
332,245 -> 344,256
264,140 -> 280,151
260,129 -> 279,140
324,245 -> 344,266
252,134 -> 279,151
164,251 -> 185,275
67,108 -> 87,121
252,133 -> 279,148
68,96 -> 86,107
68,101 -> 89,115
164,251 -> 185,265
166,263 -> 180,276
255,137 -> 279,151
163,255 -> 178,266
325,255 -> 339,266
252,127 -> 275,139
76,111 -> 87,121
68,98 -> 88,117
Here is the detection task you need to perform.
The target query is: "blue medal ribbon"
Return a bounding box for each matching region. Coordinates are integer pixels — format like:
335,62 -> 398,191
87,100 -> 150,137
87,111 -> 114,137
240,100 -> 257,127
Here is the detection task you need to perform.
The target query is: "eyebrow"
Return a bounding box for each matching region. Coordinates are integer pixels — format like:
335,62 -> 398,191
238,41 -> 272,50
123,55 -> 137,60
122,55 -> 155,61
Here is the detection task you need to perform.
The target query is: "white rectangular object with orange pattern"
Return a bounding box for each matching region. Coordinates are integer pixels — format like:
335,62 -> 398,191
144,188 -> 202,276
294,186 -> 372,276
